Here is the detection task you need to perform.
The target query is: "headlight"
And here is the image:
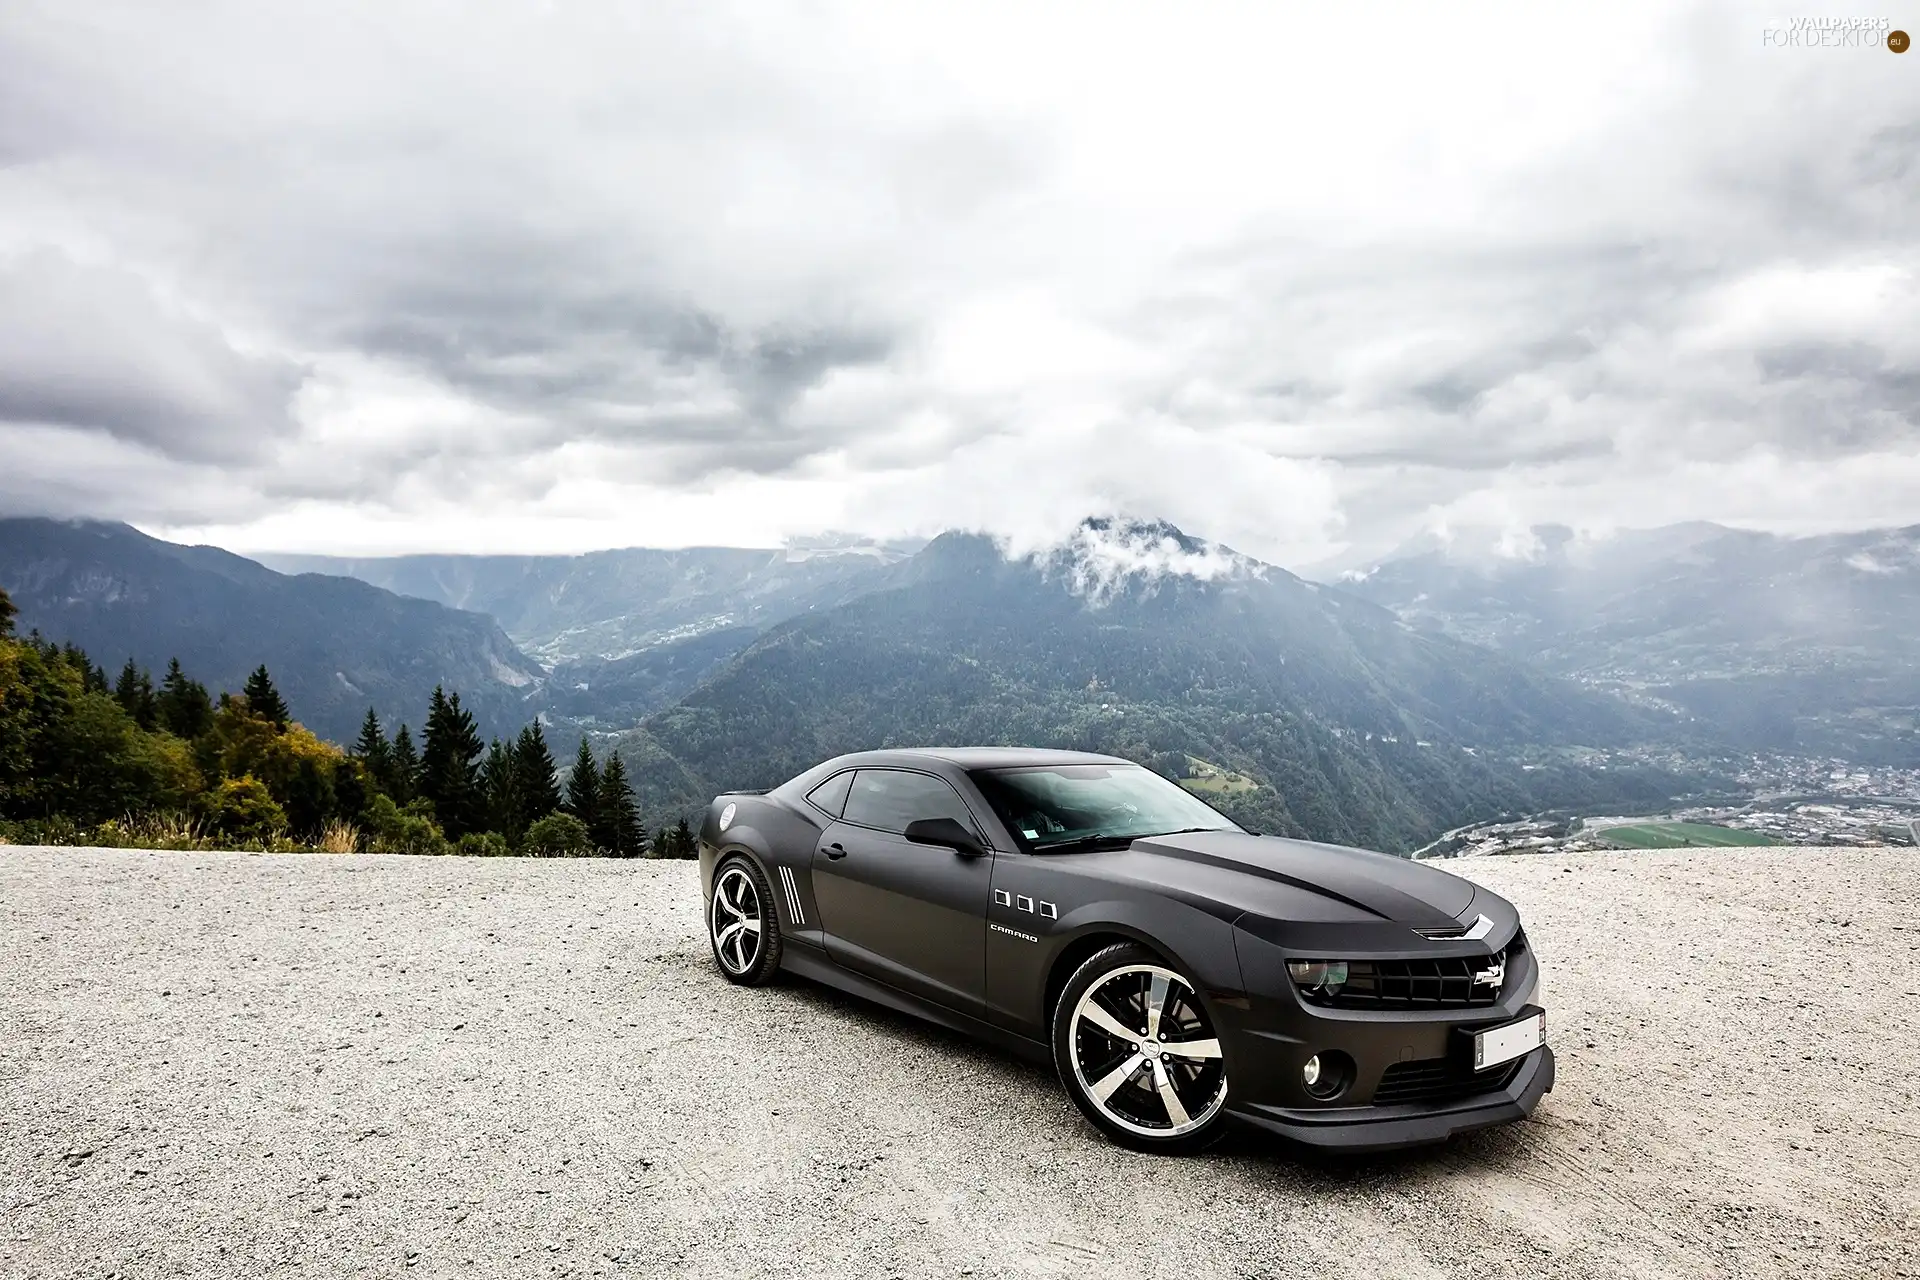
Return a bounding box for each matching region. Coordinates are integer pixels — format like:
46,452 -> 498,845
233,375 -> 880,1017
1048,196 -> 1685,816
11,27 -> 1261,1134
1286,959 -> 1350,995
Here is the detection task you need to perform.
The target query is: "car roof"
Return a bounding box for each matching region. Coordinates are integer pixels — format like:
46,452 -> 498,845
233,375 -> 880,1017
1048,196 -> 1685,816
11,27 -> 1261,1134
841,746 -> 1132,769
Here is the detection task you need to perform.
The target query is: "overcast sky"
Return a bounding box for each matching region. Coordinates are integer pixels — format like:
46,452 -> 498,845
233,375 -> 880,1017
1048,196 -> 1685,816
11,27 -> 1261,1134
2,1 -> 1916,569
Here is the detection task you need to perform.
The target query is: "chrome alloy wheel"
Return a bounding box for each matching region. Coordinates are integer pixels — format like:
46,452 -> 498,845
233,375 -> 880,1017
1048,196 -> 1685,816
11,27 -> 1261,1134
1068,963 -> 1227,1138
709,865 -> 764,976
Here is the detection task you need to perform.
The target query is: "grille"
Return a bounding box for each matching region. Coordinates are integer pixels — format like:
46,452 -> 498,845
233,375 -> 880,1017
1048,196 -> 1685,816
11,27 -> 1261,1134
1303,931 -> 1525,1010
1372,1057 -> 1521,1106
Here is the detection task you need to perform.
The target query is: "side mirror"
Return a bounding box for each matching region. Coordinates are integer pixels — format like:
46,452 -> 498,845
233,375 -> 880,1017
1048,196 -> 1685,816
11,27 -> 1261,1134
904,817 -> 988,858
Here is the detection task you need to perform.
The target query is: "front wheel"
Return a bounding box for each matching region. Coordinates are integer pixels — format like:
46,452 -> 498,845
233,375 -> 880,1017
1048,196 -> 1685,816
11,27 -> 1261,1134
707,855 -> 782,985
1052,942 -> 1230,1153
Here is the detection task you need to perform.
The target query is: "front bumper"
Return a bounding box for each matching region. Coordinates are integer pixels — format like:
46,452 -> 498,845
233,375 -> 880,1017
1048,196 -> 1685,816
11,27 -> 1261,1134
1227,1043 -> 1554,1152
1217,906 -> 1554,1150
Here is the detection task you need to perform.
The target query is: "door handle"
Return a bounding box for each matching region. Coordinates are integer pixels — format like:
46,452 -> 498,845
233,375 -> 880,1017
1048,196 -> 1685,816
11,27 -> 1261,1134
822,842 -> 847,860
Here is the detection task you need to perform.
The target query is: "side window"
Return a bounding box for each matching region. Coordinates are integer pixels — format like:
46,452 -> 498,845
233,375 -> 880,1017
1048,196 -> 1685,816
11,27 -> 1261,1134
841,770 -> 977,836
806,771 -> 854,818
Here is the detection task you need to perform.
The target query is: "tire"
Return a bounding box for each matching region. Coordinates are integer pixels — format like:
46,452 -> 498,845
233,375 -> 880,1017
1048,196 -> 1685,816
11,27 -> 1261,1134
707,854 -> 783,986
1052,942 -> 1230,1154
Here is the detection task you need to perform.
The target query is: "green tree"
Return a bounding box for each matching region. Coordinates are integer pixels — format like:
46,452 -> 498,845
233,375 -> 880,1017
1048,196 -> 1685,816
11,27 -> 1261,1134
280,752 -> 336,839
389,724 -> 421,803
353,707 -> 389,765
455,830 -> 510,857
113,659 -> 159,730
351,706 -> 396,801
523,811 -> 592,857
332,755 -> 370,827
156,658 -> 213,739
595,752 -> 644,857
511,722 -> 562,832
242,665 -> 289,727
419,686 -> 485,839
197,775 -> 287,843
363,793 -> 449,855
0,585 -> 14,637
565,737 -> 600,841
480,738 -> 517,837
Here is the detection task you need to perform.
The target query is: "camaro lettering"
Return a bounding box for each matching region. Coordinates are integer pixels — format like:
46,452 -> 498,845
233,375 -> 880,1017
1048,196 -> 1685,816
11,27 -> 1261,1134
991,922 -> 1039,944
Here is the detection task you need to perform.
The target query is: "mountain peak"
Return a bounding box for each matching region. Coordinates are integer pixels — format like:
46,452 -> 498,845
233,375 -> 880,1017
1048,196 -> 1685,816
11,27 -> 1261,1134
1038,515 -> 1264,604
1075,514 -> 1207,554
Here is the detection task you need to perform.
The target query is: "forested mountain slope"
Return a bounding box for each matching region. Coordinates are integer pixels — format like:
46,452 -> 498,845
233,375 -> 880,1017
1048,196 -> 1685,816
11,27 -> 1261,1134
0,519 -> 544,742
617,521 -> 1693,851
1342,522 -> 1920,763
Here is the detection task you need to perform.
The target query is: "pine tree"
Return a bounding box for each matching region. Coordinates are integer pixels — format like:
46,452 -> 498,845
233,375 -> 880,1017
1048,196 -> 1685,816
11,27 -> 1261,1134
481,738 -> 518,837
157,658 -> 214,739
566,738 -> 601,844
511,723 -> 562,831
390,724 -> 421,804
242,665 -> 289,726
652,816 -> 696,858
113,660 -> 158,730
114,659 -> 140,710
352,707 -> 396,799
420,687 -> 485,839
595,752 -> 644,857
0,584 -> 14,637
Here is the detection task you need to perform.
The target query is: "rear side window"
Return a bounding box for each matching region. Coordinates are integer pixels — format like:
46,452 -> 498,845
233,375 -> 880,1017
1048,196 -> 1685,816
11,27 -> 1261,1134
806,771 -> 854,818
841,770 -> 976,836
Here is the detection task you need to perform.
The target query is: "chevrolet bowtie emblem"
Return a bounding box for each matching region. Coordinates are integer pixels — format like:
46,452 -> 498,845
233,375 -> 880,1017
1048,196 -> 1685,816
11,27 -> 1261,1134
1472,959 -> 1505,988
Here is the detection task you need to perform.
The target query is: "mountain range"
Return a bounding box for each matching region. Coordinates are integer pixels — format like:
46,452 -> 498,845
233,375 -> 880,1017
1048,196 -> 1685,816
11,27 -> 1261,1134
1339,522 -> 1920,763
10,512 -> 1913,851
0,518 -> 543,743
259,538 -> 921,665
609,520 -> 1692,851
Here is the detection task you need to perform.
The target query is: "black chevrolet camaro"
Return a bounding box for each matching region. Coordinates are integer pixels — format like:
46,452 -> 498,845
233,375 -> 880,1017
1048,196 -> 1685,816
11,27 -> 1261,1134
697,748 -> 1553,1153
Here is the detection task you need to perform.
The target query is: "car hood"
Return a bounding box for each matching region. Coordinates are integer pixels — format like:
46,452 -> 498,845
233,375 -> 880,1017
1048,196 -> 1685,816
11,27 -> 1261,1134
1123,830 -> 1475,928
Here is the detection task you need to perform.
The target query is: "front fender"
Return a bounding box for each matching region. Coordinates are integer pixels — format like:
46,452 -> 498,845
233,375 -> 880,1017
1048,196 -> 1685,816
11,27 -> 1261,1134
986,882 -> 1247,1039
1050,897 -> 1247,998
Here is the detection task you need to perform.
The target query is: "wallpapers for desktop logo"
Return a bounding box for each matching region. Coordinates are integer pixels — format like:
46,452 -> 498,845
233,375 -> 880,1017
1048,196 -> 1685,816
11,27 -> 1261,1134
1761,16 -> 1906,49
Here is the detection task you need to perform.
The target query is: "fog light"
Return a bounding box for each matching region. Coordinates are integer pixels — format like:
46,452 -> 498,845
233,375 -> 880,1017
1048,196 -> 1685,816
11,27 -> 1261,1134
1301,1050 -> 1353,1101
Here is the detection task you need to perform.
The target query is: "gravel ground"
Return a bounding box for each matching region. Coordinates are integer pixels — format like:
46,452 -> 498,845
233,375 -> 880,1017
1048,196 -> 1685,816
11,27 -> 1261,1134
2,844 -> 1916,1280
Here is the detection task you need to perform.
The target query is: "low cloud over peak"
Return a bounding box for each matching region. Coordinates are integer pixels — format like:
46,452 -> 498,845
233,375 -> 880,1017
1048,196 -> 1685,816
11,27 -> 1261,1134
1025,515 -> 1266,605
1,2 -> 1916,569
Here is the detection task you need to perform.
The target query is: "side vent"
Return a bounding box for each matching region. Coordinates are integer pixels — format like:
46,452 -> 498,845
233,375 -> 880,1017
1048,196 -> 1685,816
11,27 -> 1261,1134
778,865 -> 805,925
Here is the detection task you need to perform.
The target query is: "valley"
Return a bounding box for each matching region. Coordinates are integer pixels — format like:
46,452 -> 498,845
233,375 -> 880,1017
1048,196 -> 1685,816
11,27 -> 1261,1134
1340,522 -> 1920,764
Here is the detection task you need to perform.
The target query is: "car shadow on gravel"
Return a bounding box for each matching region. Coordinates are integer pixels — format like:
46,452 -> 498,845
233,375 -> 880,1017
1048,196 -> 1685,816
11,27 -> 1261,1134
1212,1107 -> 1551,1176
765,971 -> 1057,1088
759,968 -> 1555,1187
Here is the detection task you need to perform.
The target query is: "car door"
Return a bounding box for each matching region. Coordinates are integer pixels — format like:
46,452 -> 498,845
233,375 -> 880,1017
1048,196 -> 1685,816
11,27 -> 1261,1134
812,768 -> 996,1017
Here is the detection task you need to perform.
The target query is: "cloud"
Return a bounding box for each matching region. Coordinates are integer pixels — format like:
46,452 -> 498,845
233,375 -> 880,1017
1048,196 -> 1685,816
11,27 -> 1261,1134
0,0 -> 1916,565
1028,517 -> 1267,605
0,250 -> 305,461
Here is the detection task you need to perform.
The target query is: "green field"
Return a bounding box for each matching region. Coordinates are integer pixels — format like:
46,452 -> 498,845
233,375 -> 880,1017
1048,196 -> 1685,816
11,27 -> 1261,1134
1597,822 -> 1781,849
1181,757 -> 1261,796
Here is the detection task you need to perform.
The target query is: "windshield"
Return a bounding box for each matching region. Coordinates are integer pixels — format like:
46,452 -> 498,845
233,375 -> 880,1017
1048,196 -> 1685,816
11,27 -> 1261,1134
969,763 -> 1240,851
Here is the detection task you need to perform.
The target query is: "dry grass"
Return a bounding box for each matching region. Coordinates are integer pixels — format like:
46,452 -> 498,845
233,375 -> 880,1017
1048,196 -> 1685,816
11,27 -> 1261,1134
315,820 -> 362,855
104,812 -> 216,851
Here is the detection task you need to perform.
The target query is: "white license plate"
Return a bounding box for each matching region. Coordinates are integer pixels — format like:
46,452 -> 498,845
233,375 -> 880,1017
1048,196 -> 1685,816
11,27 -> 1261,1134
1473,1011 -> 1545,1071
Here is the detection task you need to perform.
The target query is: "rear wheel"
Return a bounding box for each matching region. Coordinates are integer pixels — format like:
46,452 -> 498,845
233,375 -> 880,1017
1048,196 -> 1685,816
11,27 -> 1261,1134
708,855 -> 782,985
1052,942 -> 1229,1153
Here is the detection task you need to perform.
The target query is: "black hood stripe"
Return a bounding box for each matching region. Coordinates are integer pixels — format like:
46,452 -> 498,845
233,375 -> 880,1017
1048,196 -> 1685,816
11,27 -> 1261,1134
1130,832 -> 1470,928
